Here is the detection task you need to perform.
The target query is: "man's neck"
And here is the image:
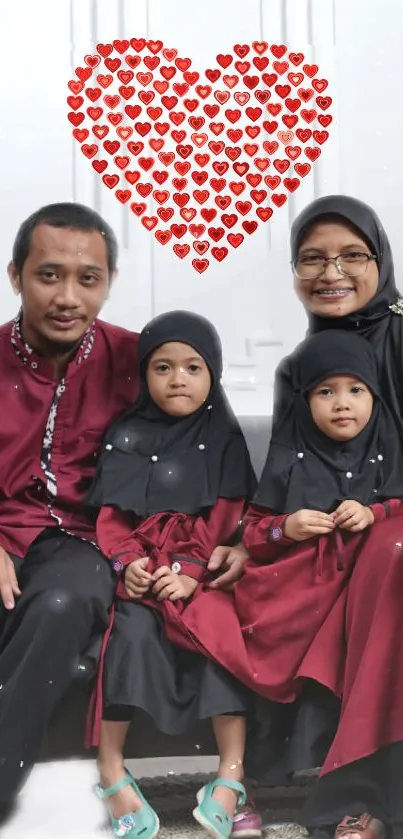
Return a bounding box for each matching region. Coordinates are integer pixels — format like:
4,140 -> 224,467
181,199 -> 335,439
20,320 -> 83,379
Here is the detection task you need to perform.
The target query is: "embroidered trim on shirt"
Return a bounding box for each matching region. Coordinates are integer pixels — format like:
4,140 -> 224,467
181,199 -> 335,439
11,311 -> 98,547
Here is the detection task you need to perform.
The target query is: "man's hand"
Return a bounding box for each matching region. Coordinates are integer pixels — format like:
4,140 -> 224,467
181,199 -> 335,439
207,543 -> 248,590
284,510 -> 335,541
124,557 -> 152,600
333,500 -> 374,532
152,566 -> 198,602
0,546 -> 21,610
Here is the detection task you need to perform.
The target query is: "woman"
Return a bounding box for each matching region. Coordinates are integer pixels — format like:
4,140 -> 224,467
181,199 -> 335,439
275,196 -> 403,839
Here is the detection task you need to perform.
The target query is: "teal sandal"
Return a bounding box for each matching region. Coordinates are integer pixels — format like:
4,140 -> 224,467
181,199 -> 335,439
95,768 -> 160,838
193,777 -> 247,838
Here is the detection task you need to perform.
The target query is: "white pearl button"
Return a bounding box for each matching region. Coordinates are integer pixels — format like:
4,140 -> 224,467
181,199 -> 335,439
377,454 -> 383,461
151,455 -> 158,462
346,471 -> 353,478
369,459 -> 375,464
198,444 -> 205,450
297,452 -> 304,459
105,444 -> 113,451
172,561 -> 181,573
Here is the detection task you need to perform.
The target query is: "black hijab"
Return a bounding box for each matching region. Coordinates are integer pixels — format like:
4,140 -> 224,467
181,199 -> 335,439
255,330 -> 403,514
87,310 -> 256,516
286,195 -> 403,431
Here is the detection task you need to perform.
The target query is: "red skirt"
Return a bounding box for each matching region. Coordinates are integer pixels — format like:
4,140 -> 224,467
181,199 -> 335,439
180,517 -> 403,775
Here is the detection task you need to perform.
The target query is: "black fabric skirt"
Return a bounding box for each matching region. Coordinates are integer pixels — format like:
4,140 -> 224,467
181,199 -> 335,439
301,741 -> 403,839
244,681 -> 340,786
102,601 -> 251,735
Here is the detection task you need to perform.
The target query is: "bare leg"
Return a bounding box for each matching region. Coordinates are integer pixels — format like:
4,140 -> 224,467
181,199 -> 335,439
211,715 -> 246,818
97,720 -> 143,818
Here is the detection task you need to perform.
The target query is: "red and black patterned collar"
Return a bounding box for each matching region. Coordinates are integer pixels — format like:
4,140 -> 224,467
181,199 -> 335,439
10,310 -> 96,370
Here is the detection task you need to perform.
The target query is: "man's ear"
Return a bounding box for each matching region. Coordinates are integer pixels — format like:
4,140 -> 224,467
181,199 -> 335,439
107,268 -> 118,298
8,261 -> 21,296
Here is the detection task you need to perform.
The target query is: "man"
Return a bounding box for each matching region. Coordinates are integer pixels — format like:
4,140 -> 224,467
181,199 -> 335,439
0,202 -> 248,816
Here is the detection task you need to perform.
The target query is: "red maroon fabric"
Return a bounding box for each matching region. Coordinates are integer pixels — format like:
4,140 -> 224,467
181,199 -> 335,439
86,496 -> 246,746
96,496 -> 245,622
179,500 -> 403,774
0,318 -> 139,557
317,513 -> 403,774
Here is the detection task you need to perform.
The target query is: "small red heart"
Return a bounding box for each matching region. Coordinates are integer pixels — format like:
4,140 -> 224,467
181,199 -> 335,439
97,43 -> 113,58
174,244 -> 191,258
155,230 -> 172,245
192,258 -> 209,273
130,202 -> 146,216
212,246 -> 228,262
92,159 -> 108,173
295,163 -> 311,177
242,220 -> 258,233
193,240 -> 210,255
131,38 -> 146,52
68,113 -> 84,126
228,233 -> 244,248
271,44 -> 287,58
303,64 -> 319,78
73,128 -> 89,142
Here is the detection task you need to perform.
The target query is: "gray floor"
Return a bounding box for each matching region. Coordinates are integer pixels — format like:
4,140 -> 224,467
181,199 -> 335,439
2,757 -> 312,838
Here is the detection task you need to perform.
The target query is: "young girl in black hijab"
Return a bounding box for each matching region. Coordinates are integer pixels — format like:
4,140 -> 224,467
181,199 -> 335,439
86,311 -> 256,839
180,329 -> 403,839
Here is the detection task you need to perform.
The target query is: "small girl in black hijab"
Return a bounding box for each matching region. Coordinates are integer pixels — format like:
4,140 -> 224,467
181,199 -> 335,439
86,311 -> 256,839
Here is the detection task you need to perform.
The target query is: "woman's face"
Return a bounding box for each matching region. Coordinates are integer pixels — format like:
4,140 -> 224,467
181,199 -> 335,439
293,220 -> 379,318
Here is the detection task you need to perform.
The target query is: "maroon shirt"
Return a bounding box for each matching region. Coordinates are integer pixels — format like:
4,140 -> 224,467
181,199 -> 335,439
0,316 -> 139,557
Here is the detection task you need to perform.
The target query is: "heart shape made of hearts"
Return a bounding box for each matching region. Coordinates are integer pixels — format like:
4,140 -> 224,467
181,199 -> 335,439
68,39 -> 332,273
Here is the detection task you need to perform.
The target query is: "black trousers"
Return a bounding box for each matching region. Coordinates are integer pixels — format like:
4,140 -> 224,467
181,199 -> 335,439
0,528 -> 114,802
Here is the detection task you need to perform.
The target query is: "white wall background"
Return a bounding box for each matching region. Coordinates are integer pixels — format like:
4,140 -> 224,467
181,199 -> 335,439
1,0 -> 401,415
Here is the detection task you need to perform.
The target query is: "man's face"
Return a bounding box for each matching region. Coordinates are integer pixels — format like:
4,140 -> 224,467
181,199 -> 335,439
8,224 -> 113,354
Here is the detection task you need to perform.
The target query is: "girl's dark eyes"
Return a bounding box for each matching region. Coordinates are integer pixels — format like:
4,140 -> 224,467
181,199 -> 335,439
155,363 -> 202,373
316,386 -> 366,396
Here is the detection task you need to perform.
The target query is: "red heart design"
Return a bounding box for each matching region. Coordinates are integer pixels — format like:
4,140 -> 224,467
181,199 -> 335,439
68,41 -> 332,271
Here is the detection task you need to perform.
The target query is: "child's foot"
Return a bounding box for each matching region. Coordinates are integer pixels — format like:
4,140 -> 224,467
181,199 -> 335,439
212,764 -> 244,819
98,765 -> 143,819
193,776 -> 247,839
96,767 -> 160,839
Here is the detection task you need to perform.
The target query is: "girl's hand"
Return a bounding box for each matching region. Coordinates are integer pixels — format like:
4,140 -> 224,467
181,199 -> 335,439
124,557 -> 152,599
152,566 -> 198,602
284,509 -> 335,541
333,500 -> 374,532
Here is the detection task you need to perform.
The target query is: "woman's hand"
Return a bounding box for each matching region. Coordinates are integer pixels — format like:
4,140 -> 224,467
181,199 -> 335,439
284,510 -> 335,541
333,500 -> 374,532
152,566 -> 198,602
207,543 -> 248,590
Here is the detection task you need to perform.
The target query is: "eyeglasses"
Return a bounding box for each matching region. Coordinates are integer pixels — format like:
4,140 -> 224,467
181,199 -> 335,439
292,252 -> 377,281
